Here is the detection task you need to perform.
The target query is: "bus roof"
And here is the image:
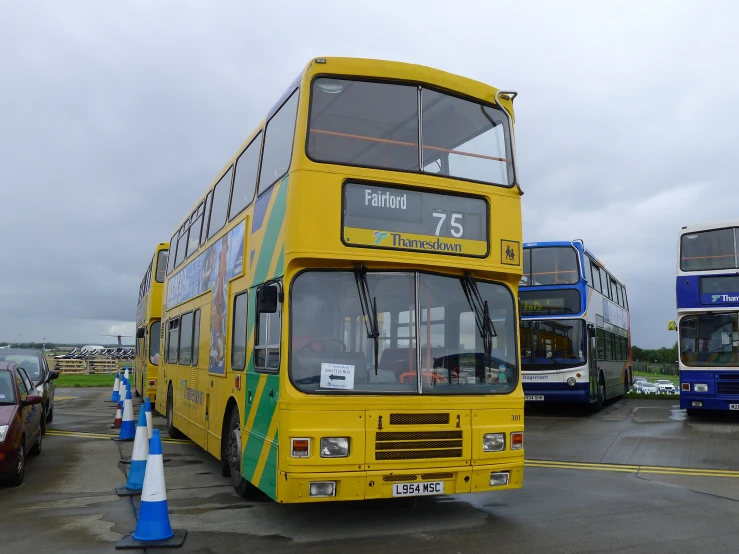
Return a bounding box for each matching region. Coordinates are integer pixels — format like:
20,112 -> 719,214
679,218 -> 739,235
166,56 -> 514,236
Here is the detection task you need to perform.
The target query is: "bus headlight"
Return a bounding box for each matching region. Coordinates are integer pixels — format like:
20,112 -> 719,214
566,377 -> 577,387
0,425 -> 8,442
483,433 -> 505,452
694,384 -> 708,392
320,437 -> 349,458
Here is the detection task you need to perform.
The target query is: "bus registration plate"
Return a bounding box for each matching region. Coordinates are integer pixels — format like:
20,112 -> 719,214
525,395 -> 544,401
730,404 -> 739,410
392,481 -> 444,497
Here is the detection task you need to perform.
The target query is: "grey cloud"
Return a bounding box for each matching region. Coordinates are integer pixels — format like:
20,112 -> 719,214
2,0 -> 739,347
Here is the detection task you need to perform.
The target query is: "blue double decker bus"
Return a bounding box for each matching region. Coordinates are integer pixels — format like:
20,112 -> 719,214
519,241 -> 632,410
675,220 -> 739,414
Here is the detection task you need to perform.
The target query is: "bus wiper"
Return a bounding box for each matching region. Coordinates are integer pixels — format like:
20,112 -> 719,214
461,273 -> 497,364
354,264 -> 380,374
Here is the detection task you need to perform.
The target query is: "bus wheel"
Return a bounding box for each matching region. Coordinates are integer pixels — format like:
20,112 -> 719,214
225,410 -> 253,497
166,383 -> 183,439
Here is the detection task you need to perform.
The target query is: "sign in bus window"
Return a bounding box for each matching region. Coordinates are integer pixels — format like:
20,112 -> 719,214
342,182 -> 488,257
699,275 -> 739,305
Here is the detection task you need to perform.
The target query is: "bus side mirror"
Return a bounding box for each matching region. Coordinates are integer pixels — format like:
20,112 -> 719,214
258,285 -> 278,314
136,328 -> 146,338
587,324 -> 596,339
667,320 -> 677,331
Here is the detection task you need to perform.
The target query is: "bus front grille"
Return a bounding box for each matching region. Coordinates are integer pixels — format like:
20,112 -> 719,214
717,378 -> 739,395
389,413 -> 449,425
375,430 -> 463,461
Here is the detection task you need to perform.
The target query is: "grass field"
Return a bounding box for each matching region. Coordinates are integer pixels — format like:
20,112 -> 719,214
56,373 -> 117,387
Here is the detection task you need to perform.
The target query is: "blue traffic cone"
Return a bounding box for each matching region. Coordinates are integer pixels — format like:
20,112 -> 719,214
116,409 -> 148,496
116,430 -> 187,549
118,377 -> 126,405
109,372 -> 120,403
116,387 -> 135,441
144,397 -> 153,441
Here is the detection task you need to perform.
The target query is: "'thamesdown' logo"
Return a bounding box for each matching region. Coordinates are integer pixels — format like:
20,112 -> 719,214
712,294 -> 739,303
373,231 -> 462,253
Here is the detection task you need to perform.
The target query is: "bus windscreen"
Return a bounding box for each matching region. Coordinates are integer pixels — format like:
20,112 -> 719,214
521,247 -> 579,286
307,77 -> 513,186
681,228 -> 738,271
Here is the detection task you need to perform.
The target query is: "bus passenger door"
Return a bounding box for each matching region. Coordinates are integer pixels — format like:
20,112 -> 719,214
588,324 -> 598,399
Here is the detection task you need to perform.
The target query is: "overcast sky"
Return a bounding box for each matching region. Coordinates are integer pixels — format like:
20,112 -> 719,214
2,1 -> 738,348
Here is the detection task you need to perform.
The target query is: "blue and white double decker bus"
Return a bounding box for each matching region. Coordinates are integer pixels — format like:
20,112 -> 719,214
676,220 -> 739,414
519,241 -> 632,410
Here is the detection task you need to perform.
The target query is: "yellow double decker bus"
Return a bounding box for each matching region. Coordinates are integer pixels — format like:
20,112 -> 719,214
134,243 -> 169,403
157,57 -> 525,503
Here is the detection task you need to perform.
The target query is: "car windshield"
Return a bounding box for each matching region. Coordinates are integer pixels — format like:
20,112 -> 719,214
520,319 -> 587,370
0,354 -> 41,382
290,270 -> 518,395
0,371 -> 16,404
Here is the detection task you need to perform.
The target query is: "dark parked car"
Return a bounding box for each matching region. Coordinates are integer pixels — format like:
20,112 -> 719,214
0,348 -> 58,430
0,362 -> 43,486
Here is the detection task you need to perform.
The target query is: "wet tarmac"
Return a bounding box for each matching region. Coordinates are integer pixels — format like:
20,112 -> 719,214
2,390 -> 739,553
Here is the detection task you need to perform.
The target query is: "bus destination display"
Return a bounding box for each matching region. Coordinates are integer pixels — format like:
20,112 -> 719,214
342,182 -> 488,257
519,289 -> 581,315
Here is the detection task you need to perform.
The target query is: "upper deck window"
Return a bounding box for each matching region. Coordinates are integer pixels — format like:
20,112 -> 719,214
681,228 -> 739,271
521,247 -> 579,286
155,250 -> 168,283
307,77 -> 514,187
258,91 -> 299,195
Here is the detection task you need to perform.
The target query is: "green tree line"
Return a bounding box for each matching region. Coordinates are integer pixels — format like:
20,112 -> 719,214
632,342 -> 678,364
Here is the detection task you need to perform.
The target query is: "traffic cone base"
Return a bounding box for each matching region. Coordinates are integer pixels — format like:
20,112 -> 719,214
115,529 -> 187,550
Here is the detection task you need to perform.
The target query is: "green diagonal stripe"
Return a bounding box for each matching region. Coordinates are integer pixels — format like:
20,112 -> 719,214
253,178 -> 288,285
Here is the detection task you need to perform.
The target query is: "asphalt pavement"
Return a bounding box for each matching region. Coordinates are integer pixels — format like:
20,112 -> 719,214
2,389 -> 739,553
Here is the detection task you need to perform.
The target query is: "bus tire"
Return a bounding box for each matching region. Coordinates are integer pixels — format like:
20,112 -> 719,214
224,409 -> 253,497
166,382 -> 184,439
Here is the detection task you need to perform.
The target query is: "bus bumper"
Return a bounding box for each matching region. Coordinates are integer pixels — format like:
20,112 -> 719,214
680,395 -> 739,411
523,383 -> 590,404
276,461 -> 523,503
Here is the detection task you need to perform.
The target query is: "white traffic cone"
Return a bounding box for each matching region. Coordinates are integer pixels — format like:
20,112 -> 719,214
116,430 -> 187,548
116,408 -> 148,496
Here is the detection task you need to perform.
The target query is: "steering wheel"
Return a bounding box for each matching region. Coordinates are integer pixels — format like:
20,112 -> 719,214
300,338 -> 347,353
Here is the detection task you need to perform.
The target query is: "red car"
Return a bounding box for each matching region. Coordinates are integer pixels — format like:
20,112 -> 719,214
0,362 -> 43,486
